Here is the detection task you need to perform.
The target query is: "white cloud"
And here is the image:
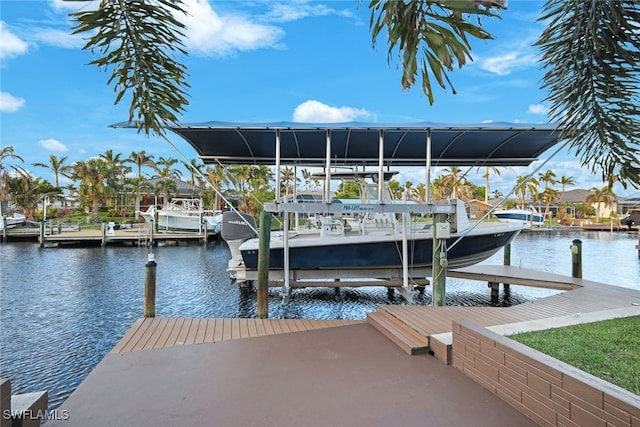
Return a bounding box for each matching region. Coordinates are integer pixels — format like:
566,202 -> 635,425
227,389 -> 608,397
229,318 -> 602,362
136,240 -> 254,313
0,92 -> 26,113
480,52 -> 537,76
0,21 -> 29,59
180,0 -> 285,56
292,100 -> 373,122
38,139 -> 68,152
51,0 -> 99,11
266,2 -> 353,23
528,104 -> 549,115
32,28 -> 85,49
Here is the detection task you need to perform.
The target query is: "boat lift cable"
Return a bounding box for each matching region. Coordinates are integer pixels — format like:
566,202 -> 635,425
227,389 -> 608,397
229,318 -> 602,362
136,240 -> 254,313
447,138 -> 571,253
160,134 -> 259,235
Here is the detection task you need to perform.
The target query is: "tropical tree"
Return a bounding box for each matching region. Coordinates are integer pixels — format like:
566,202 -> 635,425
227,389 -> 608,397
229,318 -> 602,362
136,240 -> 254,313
441,166 -> 464,199
71,158 -> 112,222
477,166 -> 501,204
185,158 -> 206,187
153,157 -> 183,205
538,169 -> 557,192
127,150 -> 156,178
69,0 -> 189,137
0,146 -> 24,209
557,175 -> 575,219
280,166 -> 297,198
6,173 -> 59,219
369,0 -> 505,105
536,0 -> 640,189
412,183 -> 428,203
32,154 -> 72,188
585,186 -> 616,222
205,164 -> 229,210
514,175 -> 539,209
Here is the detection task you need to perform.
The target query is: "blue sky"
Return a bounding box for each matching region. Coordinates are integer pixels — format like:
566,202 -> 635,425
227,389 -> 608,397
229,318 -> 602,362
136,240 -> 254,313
1,0 -> 636,198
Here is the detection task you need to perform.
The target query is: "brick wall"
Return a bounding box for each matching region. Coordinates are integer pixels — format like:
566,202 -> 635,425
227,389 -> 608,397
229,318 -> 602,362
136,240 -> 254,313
451,319 -> 640,427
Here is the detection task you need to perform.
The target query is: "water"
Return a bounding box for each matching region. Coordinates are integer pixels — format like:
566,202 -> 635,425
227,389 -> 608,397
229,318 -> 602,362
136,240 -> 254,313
1,231 -> 638,409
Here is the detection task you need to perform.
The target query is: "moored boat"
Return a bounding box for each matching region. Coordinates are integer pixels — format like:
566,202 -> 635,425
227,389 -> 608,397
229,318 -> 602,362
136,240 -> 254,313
493,207 -> 544,227
139,198 -> 222,233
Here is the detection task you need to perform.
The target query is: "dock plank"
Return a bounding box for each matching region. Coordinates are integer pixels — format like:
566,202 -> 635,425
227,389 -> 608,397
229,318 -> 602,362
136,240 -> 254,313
112,317 -> 362,353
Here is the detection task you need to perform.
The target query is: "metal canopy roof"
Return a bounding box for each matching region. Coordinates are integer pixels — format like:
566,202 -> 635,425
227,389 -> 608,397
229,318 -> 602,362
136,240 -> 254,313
113,121 -> 564,167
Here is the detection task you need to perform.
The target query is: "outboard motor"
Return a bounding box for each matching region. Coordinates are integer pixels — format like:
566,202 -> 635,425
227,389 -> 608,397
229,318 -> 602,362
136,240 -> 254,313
221,211 -> 258,242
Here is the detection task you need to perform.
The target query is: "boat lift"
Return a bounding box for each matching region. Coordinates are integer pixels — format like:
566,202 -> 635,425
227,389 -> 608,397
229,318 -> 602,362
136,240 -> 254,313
266,128 -> 453,303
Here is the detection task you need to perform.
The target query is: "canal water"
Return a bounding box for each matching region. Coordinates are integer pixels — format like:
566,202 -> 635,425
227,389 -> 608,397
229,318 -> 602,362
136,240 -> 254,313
1,230 -> 638,409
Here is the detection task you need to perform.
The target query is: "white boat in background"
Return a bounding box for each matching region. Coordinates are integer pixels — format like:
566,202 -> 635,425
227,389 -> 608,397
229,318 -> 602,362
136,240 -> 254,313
0,212 -> 26,230
0,213 -> 27,230
140,198 -> 222,234
493,207 -> 544,227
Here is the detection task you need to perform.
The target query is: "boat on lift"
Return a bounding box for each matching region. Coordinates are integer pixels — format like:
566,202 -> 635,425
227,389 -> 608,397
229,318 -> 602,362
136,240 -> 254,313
221,171 -> 525,284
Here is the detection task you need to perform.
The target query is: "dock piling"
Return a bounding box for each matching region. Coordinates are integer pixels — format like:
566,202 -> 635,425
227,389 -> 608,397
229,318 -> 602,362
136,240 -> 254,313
144,253 -> 157,317
570,239 -> 582,279
257,210 -> 272,318
502,243 -> 511,291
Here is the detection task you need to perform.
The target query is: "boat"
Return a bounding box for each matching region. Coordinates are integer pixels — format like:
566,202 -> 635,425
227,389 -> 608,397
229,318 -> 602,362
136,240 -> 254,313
493,207 -> 544,227
620,210 -> 639,230
221,171 -> 526,284
0,212 -> 26,230
139,198 -> 222,233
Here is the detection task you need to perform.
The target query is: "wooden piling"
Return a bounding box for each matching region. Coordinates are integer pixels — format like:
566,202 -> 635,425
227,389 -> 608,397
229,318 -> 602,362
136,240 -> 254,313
432,213 -> 448,307
571,239 -> 582,279
144,253 -> 157,317
39,220 -> 45,247
502,243 -> 511,291
257,210 -> 272,319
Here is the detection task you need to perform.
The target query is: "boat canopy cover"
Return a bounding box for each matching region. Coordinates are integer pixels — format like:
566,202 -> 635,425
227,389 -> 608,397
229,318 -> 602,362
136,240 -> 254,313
111,121 -> 564,167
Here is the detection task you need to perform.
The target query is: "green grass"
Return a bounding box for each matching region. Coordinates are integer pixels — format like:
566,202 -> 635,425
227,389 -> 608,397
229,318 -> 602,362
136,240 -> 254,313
509,316 -> 640,395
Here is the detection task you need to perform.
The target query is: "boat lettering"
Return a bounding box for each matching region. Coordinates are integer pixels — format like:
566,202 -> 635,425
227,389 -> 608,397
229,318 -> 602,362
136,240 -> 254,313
342,205 -> 374,212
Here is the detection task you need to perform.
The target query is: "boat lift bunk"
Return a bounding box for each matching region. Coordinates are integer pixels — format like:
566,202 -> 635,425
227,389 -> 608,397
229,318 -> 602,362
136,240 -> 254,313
116,121 -> 565,301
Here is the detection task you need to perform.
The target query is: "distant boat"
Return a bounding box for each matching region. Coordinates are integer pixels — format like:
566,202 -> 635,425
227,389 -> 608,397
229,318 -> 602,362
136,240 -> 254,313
493,208 -> 544,227
140,198 -> 222,233
0,213 -> 26,230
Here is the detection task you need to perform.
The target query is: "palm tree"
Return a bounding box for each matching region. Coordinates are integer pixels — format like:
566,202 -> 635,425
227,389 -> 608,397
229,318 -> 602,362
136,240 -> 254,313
477,166 -> 501,204
585,186 -> 616,222
514,175 -> 539,209
536,1 -> 639,190
32,155 -> 72,188
280,166 -> 297,199
412,183 -> 427,203
127,150 -> 155,178
538,169 -> 557,192
71,158 -> 112,223
558,175 -> 575,219
205,164 -> 229,210
153,157 -> 182,206
0,146 -> 24,209
441,166 -> 463,199
185,158 -> 205,187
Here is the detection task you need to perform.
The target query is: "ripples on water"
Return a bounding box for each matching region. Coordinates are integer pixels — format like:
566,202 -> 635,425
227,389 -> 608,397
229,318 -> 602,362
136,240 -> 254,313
1,231 -> 638,409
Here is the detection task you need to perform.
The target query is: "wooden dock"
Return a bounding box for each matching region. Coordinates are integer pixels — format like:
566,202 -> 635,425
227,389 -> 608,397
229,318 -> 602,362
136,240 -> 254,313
112,317 -> 361,353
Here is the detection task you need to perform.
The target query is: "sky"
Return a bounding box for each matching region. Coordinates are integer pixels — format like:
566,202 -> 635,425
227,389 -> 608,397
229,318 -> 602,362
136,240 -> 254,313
1,0 -> 637,198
